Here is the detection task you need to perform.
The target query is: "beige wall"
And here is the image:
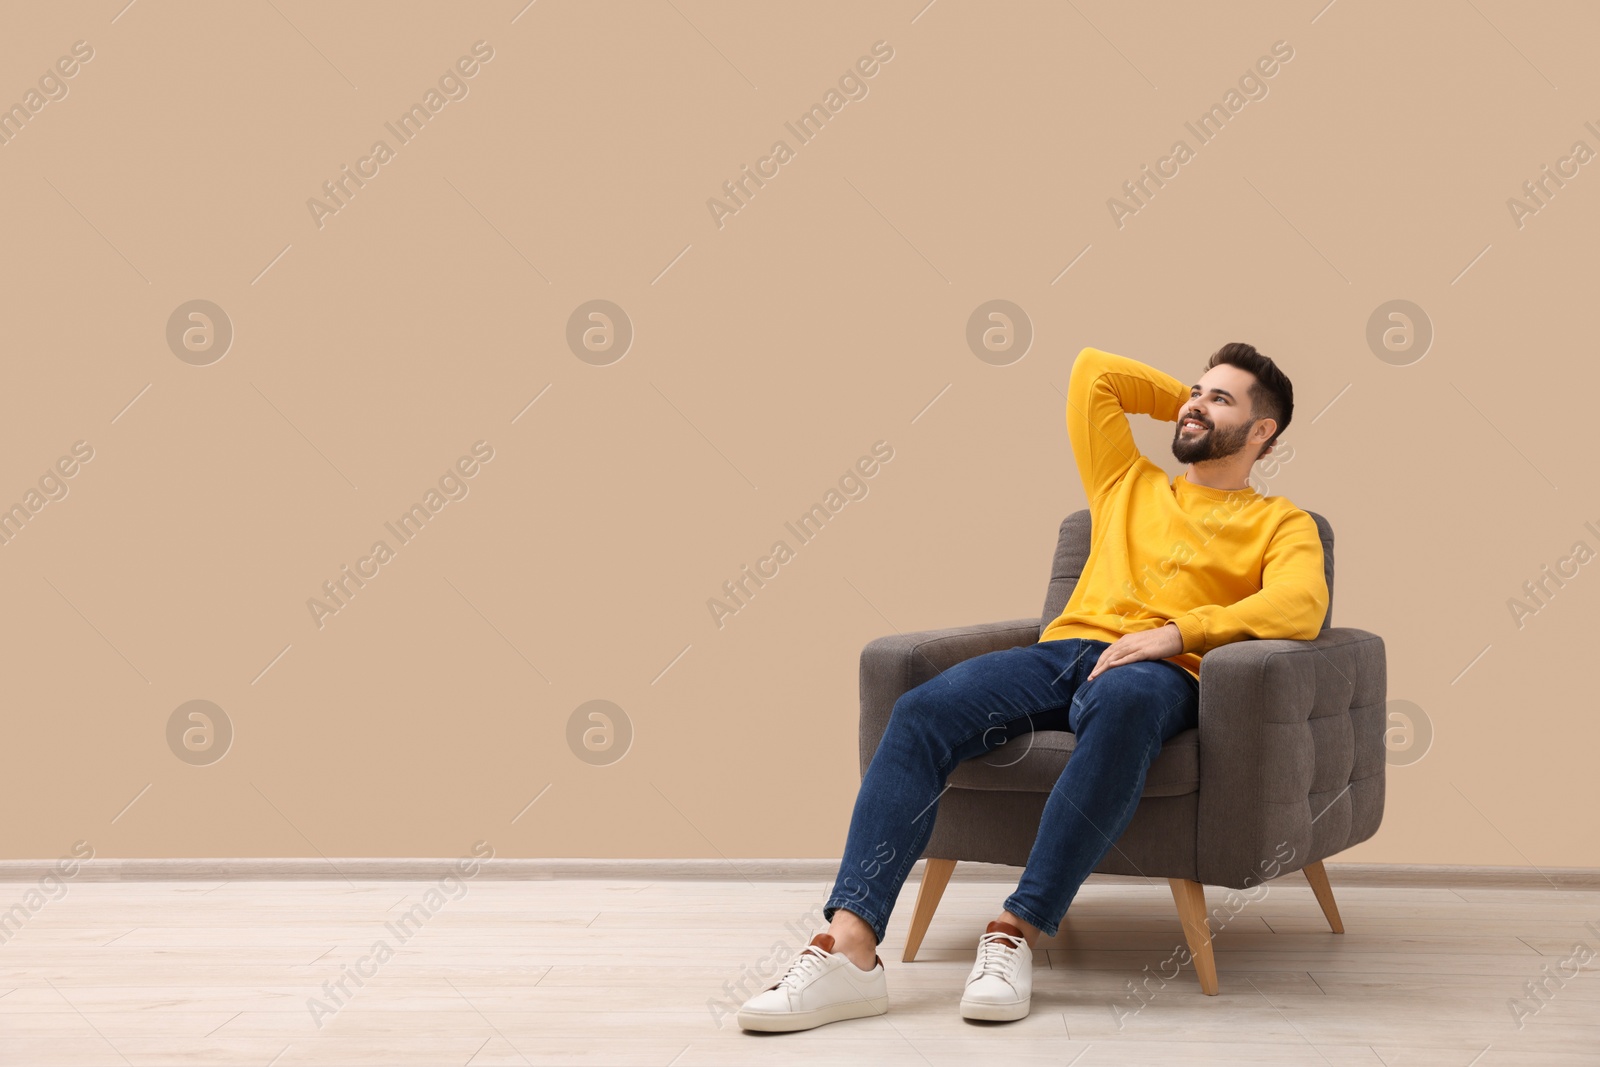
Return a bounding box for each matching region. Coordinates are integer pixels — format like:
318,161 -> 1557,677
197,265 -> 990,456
2,1 -> 1594,870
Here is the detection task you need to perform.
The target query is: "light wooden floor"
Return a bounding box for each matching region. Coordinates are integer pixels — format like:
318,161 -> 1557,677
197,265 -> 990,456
2,873 -> 1599,1065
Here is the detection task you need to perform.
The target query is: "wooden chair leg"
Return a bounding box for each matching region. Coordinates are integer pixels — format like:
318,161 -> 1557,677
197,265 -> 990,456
1168,878 -> 1219,995
1302,860 -> 1345,934
902,858 -> 956,962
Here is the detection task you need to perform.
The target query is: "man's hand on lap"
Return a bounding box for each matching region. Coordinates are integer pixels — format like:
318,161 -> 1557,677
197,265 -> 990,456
1086,622 -> 1185,680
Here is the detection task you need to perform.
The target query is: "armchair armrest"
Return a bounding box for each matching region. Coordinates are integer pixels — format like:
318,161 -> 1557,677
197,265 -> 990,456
1193,626 -> 1388,889
858,617 -> 1040,778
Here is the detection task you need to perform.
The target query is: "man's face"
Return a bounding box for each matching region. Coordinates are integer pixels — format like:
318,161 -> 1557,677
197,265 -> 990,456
1171,364 -> 1267,464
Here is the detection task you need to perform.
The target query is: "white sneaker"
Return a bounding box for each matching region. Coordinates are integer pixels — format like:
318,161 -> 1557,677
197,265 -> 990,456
960,920 -> 1033,1021
737,932 -> 890,1032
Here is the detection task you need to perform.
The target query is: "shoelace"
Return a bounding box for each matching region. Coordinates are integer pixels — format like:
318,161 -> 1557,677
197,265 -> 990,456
775,944 -> 832,989
972,932 -> 1026,983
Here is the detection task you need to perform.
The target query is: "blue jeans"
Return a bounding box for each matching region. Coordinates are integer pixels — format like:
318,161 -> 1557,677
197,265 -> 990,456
823,638 -> 1200,943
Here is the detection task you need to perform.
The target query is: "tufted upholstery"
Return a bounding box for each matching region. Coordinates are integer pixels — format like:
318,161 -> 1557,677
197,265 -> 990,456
858,508 -> 1386,891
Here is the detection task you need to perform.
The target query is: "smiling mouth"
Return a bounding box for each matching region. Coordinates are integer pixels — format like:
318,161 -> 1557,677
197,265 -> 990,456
1180,419 -> 1208,432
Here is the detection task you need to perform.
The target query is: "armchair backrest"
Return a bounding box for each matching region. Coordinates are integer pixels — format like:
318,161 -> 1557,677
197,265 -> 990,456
1038,508 -> 1336,640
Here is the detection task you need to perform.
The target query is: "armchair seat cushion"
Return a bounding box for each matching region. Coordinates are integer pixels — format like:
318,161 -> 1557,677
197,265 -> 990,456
946,727 -> 1199,797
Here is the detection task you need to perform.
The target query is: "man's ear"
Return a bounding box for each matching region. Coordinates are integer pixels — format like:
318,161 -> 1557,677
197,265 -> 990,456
1255,418 -> 1277,462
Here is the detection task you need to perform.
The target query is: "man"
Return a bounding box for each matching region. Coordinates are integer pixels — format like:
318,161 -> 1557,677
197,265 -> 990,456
737,342 -> 1329,1031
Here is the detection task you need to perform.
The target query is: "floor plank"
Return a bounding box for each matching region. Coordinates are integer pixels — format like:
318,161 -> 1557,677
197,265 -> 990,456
0,876 -> 1595,1065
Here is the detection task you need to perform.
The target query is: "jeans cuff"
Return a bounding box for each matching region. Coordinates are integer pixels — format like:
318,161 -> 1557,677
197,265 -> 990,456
823,899 -> 886,945
1000,896 -> 1057,939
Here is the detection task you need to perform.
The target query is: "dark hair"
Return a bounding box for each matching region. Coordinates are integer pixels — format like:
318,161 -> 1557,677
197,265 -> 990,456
1205,342 -> 1293,456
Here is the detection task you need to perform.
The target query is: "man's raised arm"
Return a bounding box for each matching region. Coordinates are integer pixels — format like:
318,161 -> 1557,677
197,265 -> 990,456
1067,346 -> 1191,505
1167,510 -> 1330,654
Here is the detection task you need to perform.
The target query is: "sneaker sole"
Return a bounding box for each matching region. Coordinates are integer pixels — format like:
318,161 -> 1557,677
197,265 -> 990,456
737,993 -> 889,1032
959,996 -> 1030,1022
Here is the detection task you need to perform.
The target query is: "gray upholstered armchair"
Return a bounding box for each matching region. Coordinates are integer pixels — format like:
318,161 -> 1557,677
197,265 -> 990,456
858,508 -> 1387,995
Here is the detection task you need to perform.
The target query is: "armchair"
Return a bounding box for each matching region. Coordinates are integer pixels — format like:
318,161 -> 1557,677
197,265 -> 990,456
857,508 -> 1387,994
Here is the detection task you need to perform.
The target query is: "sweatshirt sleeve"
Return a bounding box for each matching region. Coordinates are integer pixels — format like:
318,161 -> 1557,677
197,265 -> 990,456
1067,346 -> 1192,505
1169,510 -> 1330,654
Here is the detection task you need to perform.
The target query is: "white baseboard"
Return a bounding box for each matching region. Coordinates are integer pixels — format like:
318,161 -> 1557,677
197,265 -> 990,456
0,857 -> 1595,888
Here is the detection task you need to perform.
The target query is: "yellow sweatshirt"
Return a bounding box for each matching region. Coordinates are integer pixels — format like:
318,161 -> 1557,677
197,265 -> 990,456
1039,346 -> 1330,681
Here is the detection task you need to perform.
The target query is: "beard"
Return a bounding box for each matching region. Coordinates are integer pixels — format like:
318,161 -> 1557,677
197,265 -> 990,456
1170,416 -> 1255,464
